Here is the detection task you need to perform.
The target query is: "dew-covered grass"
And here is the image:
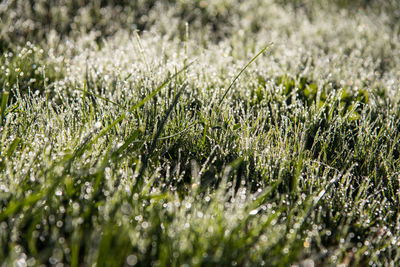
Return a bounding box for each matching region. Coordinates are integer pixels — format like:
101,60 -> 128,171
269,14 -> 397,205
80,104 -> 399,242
1,0 -> 400,266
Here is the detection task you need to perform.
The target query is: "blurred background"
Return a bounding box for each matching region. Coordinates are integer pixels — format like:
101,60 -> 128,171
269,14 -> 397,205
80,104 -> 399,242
1,0 -> 399,52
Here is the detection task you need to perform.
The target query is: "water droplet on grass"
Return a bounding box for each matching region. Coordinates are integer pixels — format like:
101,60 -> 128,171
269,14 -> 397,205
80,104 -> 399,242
249,209 -> 258,215
126,254 -> 138,266
94,121 -> 102,129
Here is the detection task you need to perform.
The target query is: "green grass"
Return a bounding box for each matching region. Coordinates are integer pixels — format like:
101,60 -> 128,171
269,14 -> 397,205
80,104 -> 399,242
1,0 -> 400,266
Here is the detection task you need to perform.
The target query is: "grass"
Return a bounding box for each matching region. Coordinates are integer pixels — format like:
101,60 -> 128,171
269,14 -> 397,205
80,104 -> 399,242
1,0 -> 400,266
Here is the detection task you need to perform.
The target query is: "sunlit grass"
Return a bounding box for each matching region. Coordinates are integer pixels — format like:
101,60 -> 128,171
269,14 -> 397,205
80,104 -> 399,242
1,0 -> 400,266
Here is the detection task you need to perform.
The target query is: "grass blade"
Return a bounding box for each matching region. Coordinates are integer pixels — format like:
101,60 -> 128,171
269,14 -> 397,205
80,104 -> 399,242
218,44 -> 272,107
0,91 -> 9,124
133,83 -> 186,192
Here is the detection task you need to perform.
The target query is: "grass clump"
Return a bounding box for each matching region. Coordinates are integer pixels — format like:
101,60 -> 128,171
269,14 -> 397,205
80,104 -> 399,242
0,42 -> 63,103
1,0 -> 400,266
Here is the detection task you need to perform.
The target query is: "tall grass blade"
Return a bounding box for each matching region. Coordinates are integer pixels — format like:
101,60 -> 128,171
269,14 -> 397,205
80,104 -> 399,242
218,44 -> 272,107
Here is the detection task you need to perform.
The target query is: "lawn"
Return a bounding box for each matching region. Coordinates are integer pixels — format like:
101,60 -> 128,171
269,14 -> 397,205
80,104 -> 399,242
1,0 -> 400,266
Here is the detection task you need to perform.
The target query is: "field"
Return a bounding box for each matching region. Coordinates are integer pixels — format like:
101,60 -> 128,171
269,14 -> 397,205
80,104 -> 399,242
1,0 -> 400,266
